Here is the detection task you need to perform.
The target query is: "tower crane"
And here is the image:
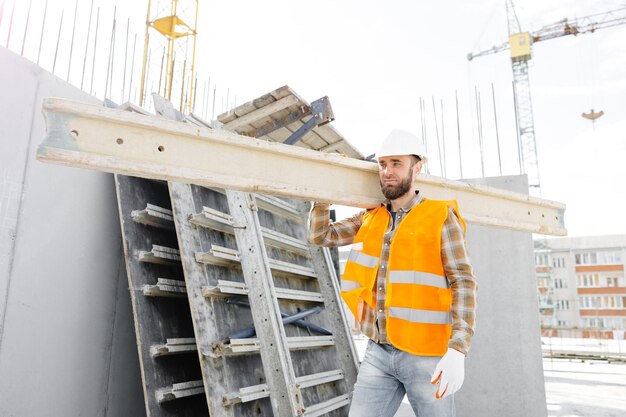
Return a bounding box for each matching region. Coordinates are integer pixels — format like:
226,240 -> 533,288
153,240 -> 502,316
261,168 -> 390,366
467,1 -> 626,189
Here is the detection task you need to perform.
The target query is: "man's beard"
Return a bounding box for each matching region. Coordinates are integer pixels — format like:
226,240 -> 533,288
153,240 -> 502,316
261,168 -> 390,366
380,174 -> 413,200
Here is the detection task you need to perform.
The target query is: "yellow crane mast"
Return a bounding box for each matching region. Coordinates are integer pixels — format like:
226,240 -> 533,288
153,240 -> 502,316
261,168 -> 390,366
139,0 -> 199,113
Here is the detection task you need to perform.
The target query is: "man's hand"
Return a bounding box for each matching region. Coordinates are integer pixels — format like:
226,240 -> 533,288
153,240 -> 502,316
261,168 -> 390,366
430,347 -> 465,399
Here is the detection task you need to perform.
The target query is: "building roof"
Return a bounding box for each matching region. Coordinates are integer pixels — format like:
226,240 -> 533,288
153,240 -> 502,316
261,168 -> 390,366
535,234 -> 626,251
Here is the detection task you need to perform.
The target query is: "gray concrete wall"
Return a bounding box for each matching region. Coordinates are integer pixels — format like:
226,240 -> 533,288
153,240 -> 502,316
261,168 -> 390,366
0,47 -> 145,417
456,175 -> 548,417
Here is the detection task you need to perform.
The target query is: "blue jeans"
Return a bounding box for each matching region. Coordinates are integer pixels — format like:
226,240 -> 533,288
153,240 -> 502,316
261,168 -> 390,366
348,340 -> 455,417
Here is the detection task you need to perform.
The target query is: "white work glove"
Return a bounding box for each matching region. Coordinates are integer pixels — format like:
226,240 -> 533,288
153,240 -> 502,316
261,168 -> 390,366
430,347 -> 465,399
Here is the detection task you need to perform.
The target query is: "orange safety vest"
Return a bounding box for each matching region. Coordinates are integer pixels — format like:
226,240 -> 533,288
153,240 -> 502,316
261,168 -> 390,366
341,199 -> 465,356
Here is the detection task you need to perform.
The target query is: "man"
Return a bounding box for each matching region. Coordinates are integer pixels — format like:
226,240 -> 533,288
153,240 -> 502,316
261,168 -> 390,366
307,129 -> 477,417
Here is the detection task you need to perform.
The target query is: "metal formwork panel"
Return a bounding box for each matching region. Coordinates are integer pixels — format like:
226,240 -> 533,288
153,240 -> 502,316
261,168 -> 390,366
115,175 -> 208,417
168,182 -> 359,416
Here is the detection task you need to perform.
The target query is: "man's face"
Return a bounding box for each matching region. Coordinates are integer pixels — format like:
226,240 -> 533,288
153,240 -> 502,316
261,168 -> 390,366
378,155 -> 421,200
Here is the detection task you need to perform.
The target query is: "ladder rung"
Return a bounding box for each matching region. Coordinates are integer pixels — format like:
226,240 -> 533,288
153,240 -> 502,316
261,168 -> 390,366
189,208 -> 309,256
131,203 -> 175,229
222,383 -> 270,406
201,280 -> 248,297
201,280 -> 324,303
269,258 -> 317,279
221,369 -> 344,407
261,227 -> 309,256
254,194 -> 301,222
303,394 -> 351,417
137,245 -> 181,265
194,245 -> 240,267
143,278 -> 187,298
156,380 -> 205,403
188,206 -> 234,234
151,338 -> 198,357
207,335 -> 335,358
296,369 -> 344,389
196,244 -> 317,278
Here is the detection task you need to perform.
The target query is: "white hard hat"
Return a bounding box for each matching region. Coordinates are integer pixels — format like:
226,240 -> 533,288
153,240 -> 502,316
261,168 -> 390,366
375,129 -> 428,163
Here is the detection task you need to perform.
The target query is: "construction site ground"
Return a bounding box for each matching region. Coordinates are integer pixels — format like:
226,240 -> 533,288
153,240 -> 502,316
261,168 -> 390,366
352,337 -> 626,417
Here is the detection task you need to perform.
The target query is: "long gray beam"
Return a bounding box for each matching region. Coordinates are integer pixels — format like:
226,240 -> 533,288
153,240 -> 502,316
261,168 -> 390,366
37,98 -> 567,235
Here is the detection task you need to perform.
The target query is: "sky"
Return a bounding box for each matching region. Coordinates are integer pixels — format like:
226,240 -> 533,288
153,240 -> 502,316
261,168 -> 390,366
1,0 -> 625,237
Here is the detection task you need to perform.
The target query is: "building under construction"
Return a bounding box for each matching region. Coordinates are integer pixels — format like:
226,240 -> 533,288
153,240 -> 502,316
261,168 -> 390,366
1,1 -> 624,417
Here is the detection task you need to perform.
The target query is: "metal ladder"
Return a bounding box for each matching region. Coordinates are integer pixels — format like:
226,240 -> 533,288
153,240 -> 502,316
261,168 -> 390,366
115,98 -> 358,416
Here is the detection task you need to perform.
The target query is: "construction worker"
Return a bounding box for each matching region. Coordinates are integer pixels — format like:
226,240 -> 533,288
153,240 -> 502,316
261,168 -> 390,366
307,129 -> 477,417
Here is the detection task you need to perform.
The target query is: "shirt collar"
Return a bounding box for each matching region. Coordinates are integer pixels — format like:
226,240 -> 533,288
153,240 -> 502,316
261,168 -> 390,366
385,190 -> 423,213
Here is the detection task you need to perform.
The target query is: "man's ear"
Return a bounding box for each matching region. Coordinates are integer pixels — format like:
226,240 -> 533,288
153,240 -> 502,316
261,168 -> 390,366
413,160 -> 423,175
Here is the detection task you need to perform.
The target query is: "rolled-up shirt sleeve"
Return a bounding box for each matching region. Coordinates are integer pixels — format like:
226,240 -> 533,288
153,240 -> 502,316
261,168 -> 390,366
306,203 -> 364,248
441,208 -> 477,356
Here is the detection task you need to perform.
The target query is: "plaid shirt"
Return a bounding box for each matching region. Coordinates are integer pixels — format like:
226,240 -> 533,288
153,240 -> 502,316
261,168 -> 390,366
307,192 -> 477,355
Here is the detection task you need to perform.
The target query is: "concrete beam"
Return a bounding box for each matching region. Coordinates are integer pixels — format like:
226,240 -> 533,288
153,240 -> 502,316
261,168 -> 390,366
37,98 -> 566,235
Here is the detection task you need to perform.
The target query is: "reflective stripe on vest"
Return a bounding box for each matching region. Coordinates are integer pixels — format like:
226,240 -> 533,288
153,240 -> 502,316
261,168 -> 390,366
341,280 -> 361,292
388,307 -> 452,325
388,271 -> 449,289
347,250 -> 379,268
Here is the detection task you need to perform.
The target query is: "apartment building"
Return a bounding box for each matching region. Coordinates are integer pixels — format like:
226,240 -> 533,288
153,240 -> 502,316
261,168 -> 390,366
534,235 -> 626,338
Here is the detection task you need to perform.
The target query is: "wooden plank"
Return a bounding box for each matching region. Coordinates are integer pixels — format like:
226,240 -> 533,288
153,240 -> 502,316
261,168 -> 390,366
223,95 -> 301,131
38,98 -> 567,235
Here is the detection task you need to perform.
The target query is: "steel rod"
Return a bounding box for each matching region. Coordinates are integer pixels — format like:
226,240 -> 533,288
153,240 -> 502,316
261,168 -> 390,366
491,83 -> 503,176
80,0 -> 94,90
192,72 -> 198,113
225,299 -> 331,336
20,0 -> 32,56
431,96 -> 444,176
211,85 -> 216,120
512,81 -> 524,174
420,97 -> 430,175
104,7 -> 117,99
66,0 -> 78,81
89,7 -> 100,96
157,47 -> 165,96
475,86 -> 485,178
122,18 -> 129,103
5,0 -> 16,48
36,0 -> 48,65
128,33 -> 137,103
455,90 -> 463,179
52,9 -> 64,74
441,99 -> 448,177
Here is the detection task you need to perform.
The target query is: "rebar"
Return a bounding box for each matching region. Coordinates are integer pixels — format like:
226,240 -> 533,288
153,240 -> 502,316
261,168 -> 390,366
36,0 -> 49,65
80,0 -> 95,90
66,0 -> 79,81
52,9 -> 64,74
20,0 -> 33,56
89,7 -> 100,96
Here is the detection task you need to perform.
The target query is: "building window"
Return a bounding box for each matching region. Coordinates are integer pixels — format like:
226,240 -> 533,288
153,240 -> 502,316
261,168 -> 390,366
597,251 -> 623,265
554,278 -> 567,289
555,300 -> 570,310
575,252 -> 598,265
577,273 -> 600,287
552,257 -> 565,268
607,277 -> 620,287
535,254 -> 550,266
